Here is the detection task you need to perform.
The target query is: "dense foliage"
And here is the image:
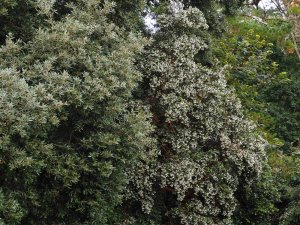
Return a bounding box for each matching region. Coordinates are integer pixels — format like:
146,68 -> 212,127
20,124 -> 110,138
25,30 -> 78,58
0,0 -> 299,224
126,6 -> 265,225
0,1 -> 153,224
211,4 -> 300,224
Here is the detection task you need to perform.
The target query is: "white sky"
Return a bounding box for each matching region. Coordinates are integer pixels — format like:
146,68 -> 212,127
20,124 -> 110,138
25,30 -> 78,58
259,0 -> 277,9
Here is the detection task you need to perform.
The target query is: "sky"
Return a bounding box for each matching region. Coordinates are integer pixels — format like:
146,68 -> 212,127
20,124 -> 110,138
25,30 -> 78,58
259,0 -> 277,9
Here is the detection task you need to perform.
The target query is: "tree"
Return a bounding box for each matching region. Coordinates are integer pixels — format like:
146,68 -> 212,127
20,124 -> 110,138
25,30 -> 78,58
148,0 -> 247,34
0,0 -> 148,45
211,6 -> 300,224
0,0 -> 41,44
126,5 -> 265,225
0,1 -> 153,224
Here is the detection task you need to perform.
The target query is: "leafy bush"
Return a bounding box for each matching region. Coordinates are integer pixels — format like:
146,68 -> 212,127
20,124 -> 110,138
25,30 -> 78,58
0,1 -> 153,224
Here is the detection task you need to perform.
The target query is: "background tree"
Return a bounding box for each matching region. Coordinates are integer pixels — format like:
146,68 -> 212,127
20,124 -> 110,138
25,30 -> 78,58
211,4 -> 300,224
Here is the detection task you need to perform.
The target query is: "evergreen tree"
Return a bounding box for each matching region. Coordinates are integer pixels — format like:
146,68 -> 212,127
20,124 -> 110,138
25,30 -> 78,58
148,0 -> 247,35
126,5 -> 266,225
0,1 -> 153,224
0,0 -> 40,44
0,0 -> 147,44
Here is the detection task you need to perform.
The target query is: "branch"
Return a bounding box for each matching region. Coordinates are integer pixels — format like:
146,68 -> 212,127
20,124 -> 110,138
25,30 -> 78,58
270,0 -> 300,61
242,14 -> 268,25
291,32 -> 300,61
271,0 -> 288,17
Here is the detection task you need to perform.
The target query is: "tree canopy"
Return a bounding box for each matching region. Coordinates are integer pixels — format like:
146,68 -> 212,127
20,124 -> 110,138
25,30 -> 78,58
0,0 -> 299,224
